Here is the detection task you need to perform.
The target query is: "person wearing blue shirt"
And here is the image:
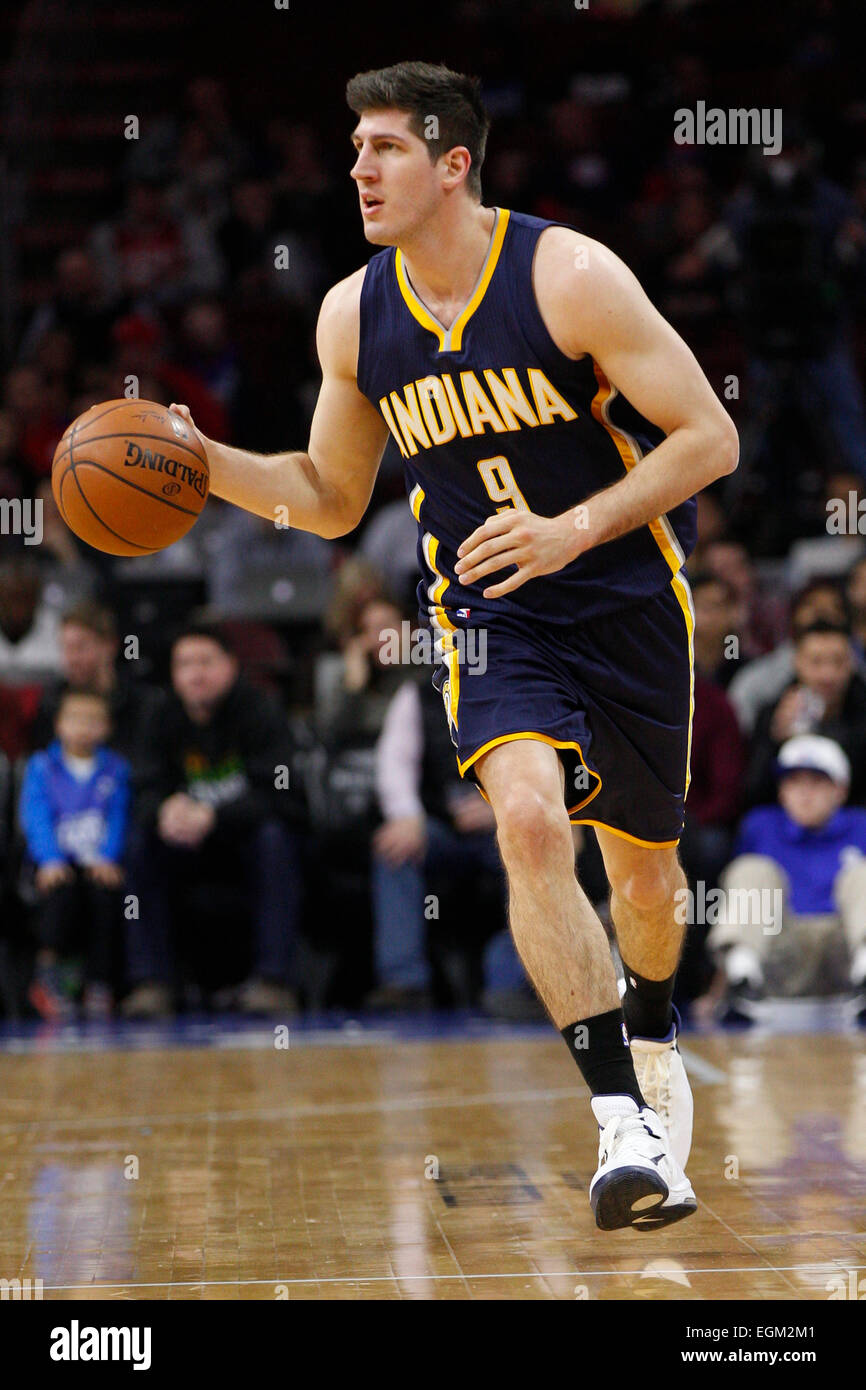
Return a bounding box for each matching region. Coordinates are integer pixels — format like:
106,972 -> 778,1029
708,734 -> 866,1015
18,689 -> 130,1021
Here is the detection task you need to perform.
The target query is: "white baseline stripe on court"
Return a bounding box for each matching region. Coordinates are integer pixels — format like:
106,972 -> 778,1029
36,1262 -> 864,1292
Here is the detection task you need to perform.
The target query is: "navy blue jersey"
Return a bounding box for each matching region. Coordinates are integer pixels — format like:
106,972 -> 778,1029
356,208 -> 697,630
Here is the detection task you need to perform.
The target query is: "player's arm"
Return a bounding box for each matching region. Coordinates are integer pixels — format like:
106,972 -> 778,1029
170,270 -> 389,539
455,229 -> 738,597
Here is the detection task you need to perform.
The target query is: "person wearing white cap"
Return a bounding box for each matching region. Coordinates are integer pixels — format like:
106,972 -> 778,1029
707,734 -> 866,1015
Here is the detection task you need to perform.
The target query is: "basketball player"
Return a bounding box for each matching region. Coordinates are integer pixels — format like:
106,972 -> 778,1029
170,62 -> 739,1230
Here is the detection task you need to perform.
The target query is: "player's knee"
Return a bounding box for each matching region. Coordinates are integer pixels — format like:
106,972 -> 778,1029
494,785 -> 571,866
612,857 -> 680,915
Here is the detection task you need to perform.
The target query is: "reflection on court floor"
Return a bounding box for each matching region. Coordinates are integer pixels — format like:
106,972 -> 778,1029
0,1013 -> 863,1300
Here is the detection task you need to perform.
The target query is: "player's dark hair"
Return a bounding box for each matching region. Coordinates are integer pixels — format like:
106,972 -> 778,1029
346,61 -> 490,200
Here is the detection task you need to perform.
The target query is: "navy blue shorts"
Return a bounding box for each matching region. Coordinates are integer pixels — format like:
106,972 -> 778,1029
430,575 -> 695,848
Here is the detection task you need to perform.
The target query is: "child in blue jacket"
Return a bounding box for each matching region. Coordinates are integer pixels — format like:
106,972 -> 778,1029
708,734 -> 866,1017
19,689 -> 130,1020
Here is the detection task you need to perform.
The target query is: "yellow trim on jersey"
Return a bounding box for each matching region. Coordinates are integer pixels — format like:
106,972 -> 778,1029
443,640 -> 461,733
448,208 -> 510,351
408,482 -> 425,521
572,819 -> 681,850
589,363 -> 685,577
670,570 -> 695,798
394,208 -> 511,354
423,533 -> 460,728
457,731 -> 602,817
394,252 -> 446,349
425,536 -> 456,631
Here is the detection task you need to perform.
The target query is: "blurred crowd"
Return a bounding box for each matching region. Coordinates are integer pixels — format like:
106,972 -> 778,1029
2,1 -> 866,1024
4,521 -> 866,1026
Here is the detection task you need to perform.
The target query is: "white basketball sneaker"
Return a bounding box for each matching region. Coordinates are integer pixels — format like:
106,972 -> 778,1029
589,1095 -> 697,1232
629,1006 -> 694,1170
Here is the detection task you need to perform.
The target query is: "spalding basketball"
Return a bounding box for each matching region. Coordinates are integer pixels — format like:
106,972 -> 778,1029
51,398 -> 209,557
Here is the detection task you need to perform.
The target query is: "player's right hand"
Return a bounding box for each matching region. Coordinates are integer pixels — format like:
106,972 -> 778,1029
168,402 -> 205,450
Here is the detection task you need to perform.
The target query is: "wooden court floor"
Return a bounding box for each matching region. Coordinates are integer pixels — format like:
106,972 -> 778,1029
0,1026 -> 864,1300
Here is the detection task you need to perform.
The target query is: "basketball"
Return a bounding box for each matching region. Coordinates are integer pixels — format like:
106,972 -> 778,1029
51,398 -> 209,557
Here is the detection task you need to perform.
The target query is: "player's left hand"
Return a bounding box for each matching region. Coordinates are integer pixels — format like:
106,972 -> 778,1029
455,510 -> 584,599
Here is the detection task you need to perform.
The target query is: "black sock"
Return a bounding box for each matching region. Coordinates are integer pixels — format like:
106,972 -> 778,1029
560,1007 -> 644,1105
621,963 -> 676,1040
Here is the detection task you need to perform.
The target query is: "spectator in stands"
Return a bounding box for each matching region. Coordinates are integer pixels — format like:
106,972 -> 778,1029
315,590 -> 408,739
19,248 -> 114,367
266,120 -> 334,232
0,406 -> 27,501
676,576 -> 747,1005
296,581 -> 410,1004
720,132 -> 866,476
359,496 -> 422,615
18,689 -> 129,1021
708,735 -> 866,1019
164,116 -> 238,297
315,558 -> 394,716
370,672 -> 537,1018
703,540 -> 788,659
183,77 -> 248,180
222,177 -> 325,308
746,620 -> 866,807
728,579 -> 852,735
30,601 -> 166,764
3,364 -> 66,486
0,683 -> 34,762
680,668 -> 745,891
688,488 -> 727,572
29,479 -> 97,614
175,299 -> 239,413
845,554 -> 866,665
538,94 -> 621,235
110,314 -> 229,444
90,177 -> 186,310
123,624 -> 305,1018
0,558 -> 61,684
691,570 -> 740,687
658,185 -> 728,352
217,179 -> 288,290
124,78 -> 247,191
